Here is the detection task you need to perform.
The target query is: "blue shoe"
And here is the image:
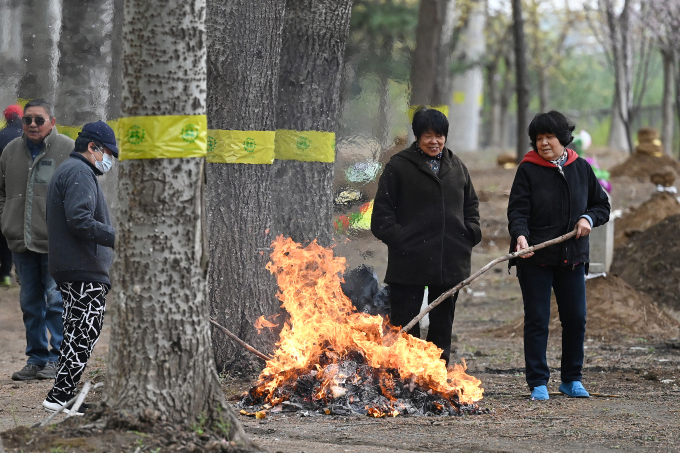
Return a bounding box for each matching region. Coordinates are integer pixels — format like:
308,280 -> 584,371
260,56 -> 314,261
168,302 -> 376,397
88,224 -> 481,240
530,385 -> 549,400
559,381 -> 590,398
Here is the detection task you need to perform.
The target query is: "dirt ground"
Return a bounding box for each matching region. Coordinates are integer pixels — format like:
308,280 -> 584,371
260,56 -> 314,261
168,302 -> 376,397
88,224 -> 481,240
2,147 -> 680,452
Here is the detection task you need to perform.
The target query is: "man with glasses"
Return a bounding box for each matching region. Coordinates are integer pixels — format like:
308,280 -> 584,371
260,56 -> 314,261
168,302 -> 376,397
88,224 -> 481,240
0,98 -> 73,381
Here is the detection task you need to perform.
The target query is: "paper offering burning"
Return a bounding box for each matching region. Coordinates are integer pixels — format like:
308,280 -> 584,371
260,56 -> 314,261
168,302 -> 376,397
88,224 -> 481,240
239,236 -> 486,417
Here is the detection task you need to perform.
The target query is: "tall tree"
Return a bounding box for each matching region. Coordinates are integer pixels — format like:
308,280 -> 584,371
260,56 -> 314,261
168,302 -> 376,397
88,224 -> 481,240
410,0 -> 459,107
0,0 -> 23,108
54,0 -> 113,126
18,0 -> 61,101
104,0 -> 250,443
206,0 -> 285,372
271,0 -> 354,246
512,0 -> 530,161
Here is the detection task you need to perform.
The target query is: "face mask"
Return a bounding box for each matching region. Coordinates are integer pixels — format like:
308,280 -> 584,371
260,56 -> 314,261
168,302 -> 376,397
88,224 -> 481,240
95,150 -> 114,174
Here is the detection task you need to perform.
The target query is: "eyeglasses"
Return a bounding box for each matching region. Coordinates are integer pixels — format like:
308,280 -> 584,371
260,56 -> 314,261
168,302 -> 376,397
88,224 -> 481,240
22,116 -> 47,126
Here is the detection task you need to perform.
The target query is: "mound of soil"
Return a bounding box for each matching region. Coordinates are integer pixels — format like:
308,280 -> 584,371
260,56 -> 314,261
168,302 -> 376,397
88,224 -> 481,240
612,213 -> 680,313
489,274 -> 679,340
614,192 -> 680,248
609,153 -> 680,181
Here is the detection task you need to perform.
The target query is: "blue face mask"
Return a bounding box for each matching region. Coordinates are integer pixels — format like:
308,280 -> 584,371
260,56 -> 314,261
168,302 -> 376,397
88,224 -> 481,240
94,148 -> 114,174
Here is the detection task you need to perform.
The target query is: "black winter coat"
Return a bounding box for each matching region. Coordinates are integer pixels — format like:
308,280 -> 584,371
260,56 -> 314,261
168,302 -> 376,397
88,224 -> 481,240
0,119 -> 22,153
371,142 -> 481,286
47,152 -> 115,286
507,149 -> 610,268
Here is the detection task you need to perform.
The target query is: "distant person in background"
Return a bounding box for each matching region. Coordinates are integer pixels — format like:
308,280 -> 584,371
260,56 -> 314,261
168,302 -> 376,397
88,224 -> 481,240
0,104 -> 23,287
0,99 -> 73,381
42,121 -> 117,414
371,107 -> 481,366
507,111 -> 610,401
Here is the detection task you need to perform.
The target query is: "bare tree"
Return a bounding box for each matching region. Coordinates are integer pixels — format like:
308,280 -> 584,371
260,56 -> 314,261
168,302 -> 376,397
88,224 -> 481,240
18,0 -> 61,101
271,0 -> 354,247
206,0 -> 285,372
0,0 -> 23,107
54,0 -> 113,126
104,0 -> 251,443
512,0 -> 530,161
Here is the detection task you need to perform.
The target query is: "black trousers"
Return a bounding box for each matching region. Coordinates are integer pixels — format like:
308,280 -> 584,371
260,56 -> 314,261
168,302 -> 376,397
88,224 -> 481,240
518,263 -> 586,389
0,233 -> 11,278
388,283 -> 458,365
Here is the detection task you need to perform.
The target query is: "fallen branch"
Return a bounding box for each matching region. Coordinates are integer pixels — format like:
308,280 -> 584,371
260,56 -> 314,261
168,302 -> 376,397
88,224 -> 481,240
400,230 -> 578,334
209,318 -> 273,362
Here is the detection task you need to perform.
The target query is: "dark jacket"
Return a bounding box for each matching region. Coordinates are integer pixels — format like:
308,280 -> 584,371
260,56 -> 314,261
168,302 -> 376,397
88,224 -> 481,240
507,149 -> 610,268
0,119 -> 22,153
47,152 -> 115,286
371,142 -> 481,286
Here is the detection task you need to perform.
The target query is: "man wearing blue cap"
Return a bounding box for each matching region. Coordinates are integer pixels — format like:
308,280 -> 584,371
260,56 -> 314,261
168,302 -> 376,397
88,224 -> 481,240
42,121 -> 118,414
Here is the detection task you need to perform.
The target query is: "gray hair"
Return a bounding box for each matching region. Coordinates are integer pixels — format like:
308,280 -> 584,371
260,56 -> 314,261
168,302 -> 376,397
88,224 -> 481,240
23,98 -> 54,118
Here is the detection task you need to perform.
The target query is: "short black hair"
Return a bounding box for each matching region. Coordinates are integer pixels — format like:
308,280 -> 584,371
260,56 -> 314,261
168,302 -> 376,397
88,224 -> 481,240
528,111 -> 575,151
74,136 -> 102,152
23,98 -> 54,118
412,107 -> 449,140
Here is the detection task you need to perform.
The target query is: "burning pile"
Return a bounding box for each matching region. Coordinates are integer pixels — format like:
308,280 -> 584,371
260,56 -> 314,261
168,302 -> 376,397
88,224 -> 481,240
240,237 -> 486,417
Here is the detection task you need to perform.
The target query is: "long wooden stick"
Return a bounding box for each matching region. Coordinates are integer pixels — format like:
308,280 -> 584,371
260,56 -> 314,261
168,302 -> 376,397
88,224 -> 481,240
209,318 -> 273,362
400,229 -> 578,333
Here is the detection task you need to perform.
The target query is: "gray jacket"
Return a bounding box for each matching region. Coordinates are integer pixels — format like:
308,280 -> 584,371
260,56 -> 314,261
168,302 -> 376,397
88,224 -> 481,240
47,152 -> 115,286
0,129 -> 73,253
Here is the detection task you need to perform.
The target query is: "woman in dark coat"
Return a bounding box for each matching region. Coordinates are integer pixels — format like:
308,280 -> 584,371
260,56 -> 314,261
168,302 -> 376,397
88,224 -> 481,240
371,107 -> 481,365
507,111 -> 610,400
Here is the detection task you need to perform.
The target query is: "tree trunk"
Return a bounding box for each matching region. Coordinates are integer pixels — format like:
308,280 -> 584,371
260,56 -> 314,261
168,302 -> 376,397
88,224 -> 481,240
271,0 -> 353,246
448,0 -> 485,152
499,52 -> 514,150
661,49 -> 674,156
54,0 -> 113,126
0,0 -> 23,108
537,69 -> 549,112
608,95 -> 631,152
206,0 -> 285,372
105,0 -> 250,443
512,0 -> 530,162
431,0 -> 458,106
18,0 -> 61,102
100,0 -> 124,229
409,0 -> 444,106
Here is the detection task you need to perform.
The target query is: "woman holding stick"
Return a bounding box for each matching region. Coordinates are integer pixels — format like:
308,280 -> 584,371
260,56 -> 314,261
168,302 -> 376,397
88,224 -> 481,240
371,107 -> 481,366
508,111 -> 610,400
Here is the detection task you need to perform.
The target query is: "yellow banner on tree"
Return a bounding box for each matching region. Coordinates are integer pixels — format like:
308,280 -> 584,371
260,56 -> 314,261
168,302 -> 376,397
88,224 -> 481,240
119,115 -> 207,160
206,130 -> 275,164
56,125 -> 82,140
407,104 -> 450,122
274,129 -> 335,163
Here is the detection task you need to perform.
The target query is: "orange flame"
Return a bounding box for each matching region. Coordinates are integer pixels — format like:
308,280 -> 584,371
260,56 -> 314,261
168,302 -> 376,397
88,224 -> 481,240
252,236 -> 484,407
254,315 -> 279,334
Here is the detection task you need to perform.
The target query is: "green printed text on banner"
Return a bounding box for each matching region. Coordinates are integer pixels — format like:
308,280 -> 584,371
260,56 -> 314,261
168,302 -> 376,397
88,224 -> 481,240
275,130 -> 335,163
207,130 -> 275,164
119,115 -> 207,160
407,105 -> 449,122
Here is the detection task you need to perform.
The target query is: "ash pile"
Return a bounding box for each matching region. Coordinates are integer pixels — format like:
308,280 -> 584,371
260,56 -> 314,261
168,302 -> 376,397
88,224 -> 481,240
238,349 -> 488,418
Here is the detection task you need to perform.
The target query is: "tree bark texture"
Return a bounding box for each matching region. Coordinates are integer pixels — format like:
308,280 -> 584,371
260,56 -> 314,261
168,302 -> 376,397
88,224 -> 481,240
272,0 -> 353,247
54,0 -> 113,125
206,0 -> 285,372
409,0 -> 445,106
661,49 -> 674,156
0,0 -> 23,107
105,0 -> 249,441
18,0 -> 61,102
512,0 -> 530,162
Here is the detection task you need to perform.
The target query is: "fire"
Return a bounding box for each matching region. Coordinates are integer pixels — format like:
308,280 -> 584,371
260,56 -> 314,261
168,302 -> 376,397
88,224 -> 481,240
248,236 -> 484,413
254,315 -> 279,334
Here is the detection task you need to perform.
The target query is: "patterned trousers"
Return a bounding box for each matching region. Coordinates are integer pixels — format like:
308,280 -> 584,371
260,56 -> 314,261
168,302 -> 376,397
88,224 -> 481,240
51,282 -> 108,398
